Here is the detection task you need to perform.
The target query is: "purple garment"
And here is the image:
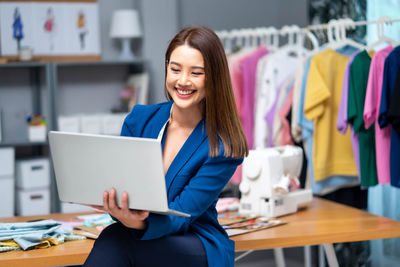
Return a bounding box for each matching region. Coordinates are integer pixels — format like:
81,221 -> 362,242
265,80 -> 286,147
337,52 -> 361,178
337,52 -> 359,133
239,46 -> 268,149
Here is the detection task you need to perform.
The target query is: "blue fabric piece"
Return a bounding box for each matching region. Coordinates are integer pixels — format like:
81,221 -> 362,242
119,101 -> 242,267
378,46 -> 400,187
298,49 -> 359,194
0,219 -> 83,251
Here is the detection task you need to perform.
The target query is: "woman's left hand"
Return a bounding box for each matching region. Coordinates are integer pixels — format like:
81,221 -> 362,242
92,188 -> 150,230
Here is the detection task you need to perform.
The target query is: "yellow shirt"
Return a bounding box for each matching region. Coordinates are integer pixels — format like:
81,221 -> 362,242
304,49 -> 357,181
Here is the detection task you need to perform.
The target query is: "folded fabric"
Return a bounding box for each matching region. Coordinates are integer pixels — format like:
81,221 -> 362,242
0,219 -> 85,252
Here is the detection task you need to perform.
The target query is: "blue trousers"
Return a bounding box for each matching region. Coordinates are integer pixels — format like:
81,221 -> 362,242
84,222 -> 208,267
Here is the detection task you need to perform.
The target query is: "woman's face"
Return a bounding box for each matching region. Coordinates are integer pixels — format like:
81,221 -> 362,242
166,44 -> 206,111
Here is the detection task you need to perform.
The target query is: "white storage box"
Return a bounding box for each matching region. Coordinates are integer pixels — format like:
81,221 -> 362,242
0,177 -> 14,217
80,115 -> 102,134
28,125 -> 47,142
61,202 -> 94,213
0,148 -> 15,217
0,147 -> 15,177
58,116 -> 80,133
101,113 -> 126,135
16,158 -> 50,190
16,188 -> 50,216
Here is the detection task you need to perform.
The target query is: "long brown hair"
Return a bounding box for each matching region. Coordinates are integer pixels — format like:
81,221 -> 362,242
164,26 -> 248,158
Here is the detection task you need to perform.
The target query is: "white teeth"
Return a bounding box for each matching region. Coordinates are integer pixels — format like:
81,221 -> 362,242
177,89 -> 194,95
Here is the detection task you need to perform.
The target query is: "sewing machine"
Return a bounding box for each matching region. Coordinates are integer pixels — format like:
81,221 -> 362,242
239,146 -> 312,218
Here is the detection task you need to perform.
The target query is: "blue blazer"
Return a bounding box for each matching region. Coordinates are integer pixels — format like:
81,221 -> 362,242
121,101 -> 242,267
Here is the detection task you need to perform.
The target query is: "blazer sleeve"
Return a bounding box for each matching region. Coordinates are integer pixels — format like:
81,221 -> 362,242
120,104 -> 147,137
140,153 -> 242,240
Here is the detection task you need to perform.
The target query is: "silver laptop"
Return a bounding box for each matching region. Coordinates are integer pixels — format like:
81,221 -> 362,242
48,131 -> 190,217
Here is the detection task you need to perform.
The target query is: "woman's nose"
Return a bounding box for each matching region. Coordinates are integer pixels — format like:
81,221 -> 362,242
178,72 -> 191,87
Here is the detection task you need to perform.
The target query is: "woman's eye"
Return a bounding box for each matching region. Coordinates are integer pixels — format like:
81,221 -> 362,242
192,72 -> 204,76
170,67 -> 180,72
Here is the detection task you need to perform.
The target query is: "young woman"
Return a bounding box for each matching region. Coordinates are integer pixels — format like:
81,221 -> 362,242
84,26 -> 248,267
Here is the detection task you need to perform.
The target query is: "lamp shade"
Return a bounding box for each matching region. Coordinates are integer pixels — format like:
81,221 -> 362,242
110,9 -> 142,38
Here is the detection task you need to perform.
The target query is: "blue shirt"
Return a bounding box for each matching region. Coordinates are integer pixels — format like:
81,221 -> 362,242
379,46 -> 400,188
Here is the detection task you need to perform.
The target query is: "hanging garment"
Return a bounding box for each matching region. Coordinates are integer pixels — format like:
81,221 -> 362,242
304,48 -> 358,181
297,55 -> 359,195
227,48 -> 258,185
239,46 -> 268,150
347,50 -> 378,187
336,51 -> 361,178
254,49 -> 300,148
227,48 -> 256,118
363,45 -> 393,184
337,52 -> 359,133
272,78 -> 294,146
387,66 -> 400,135
379,46 -> 400,188
277,87 -> 294,146
291,59 -> 308,143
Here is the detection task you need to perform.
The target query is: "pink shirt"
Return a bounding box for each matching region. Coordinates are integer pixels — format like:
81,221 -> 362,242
228,52 -> 247,116
363,45 -> 393,184
239,46 -> 269,149
228,50 -> 257,185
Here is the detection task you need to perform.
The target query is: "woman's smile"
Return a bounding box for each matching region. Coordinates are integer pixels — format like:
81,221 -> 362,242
175,87 -> 196,98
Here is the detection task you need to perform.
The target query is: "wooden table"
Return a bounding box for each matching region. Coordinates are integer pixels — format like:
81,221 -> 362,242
1,197 -> 400,267
233,197 -> 400,251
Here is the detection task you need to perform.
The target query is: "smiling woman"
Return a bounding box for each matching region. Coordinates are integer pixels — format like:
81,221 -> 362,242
166,45 -> 206,116
164,26 -> 248,158
84,26 -> 248,267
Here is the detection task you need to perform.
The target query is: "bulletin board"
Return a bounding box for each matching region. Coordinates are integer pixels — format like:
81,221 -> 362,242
0,0 -> 101,61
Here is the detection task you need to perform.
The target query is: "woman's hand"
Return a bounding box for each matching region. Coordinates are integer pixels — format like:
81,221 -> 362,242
98,188 -> 150,230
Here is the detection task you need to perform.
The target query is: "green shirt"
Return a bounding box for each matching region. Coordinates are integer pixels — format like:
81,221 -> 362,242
347,50 -> 378,187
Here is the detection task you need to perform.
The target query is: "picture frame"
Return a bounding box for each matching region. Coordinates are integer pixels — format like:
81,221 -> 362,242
126,72 -> 149,106
0,0 -> 101,61
113,72 -> 149,113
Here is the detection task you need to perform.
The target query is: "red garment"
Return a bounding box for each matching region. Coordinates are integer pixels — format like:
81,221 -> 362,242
45,19 -> 53,32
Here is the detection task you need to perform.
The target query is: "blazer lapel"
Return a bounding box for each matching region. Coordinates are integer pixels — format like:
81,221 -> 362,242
165,119 -> 207,195
142,101 -> 172,139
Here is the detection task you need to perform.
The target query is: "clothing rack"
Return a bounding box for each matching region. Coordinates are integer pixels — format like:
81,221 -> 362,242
217,16 -> 400,39
306,16 -> 400,31
216,16 -> 400,51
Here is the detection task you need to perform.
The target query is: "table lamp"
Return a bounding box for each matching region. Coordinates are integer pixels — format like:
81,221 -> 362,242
110,9 -> 142,61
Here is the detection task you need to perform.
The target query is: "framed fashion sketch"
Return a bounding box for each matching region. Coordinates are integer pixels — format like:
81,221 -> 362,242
0,0 -> 100,61
0,1 -> 36,55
